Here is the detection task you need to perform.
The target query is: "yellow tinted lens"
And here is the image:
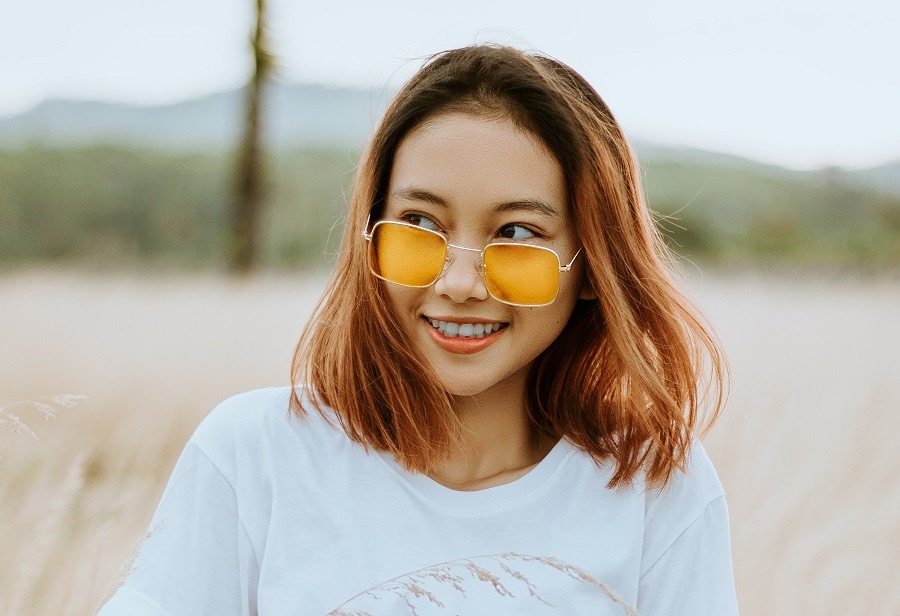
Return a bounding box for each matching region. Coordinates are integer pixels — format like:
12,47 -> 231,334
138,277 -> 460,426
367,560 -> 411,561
483,244 -> 560,306
371,223 -> 446,287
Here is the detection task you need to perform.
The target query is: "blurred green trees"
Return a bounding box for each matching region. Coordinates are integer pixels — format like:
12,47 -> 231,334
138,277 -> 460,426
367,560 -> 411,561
643,158 -> 900,268
1,144 -> 898,271
0,145 -> 354,270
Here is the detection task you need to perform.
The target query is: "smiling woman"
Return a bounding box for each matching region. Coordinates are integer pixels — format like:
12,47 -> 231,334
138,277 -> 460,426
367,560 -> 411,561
377,112 -> 587,406
98,44 -> 736,615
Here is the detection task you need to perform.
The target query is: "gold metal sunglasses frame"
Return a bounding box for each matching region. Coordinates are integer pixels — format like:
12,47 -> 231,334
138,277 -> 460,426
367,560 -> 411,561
362,218 -> 581,307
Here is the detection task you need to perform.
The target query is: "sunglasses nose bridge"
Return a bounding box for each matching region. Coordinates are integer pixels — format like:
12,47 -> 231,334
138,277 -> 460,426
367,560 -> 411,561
444,242 -> 485,276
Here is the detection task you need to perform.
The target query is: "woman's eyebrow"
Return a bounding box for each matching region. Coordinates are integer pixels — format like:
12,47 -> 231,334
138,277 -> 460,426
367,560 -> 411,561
495,199 -> 560,218
392,187 -> 559,218
390,187 -> 448,207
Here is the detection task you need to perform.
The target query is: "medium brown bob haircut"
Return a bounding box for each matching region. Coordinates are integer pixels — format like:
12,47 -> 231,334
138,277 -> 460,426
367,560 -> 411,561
292,44 -> 727,489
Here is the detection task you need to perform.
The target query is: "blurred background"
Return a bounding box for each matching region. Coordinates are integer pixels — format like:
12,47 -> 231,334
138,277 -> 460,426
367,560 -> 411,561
1,0 -> 898,614
2,0 -> 900,270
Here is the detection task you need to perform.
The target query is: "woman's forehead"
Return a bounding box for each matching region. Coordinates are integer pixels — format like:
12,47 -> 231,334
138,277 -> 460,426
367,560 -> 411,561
387,112 -> 566,218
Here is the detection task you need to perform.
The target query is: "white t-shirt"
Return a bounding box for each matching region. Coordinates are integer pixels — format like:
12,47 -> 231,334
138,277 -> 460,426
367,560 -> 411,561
98,387 -> 738,615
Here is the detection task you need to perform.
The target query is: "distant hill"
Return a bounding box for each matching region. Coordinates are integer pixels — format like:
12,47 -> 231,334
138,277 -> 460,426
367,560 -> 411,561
634,143 -> 900,200
0,81 -> 393,150
842,161 -> 900,197
1,80 -> 898,206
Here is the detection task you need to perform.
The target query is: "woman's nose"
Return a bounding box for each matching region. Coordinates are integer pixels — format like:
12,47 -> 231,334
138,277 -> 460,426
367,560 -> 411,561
433,246 -> 489,303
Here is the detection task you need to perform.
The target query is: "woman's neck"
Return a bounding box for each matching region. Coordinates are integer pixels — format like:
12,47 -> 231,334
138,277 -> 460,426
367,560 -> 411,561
426,377 -> 556,491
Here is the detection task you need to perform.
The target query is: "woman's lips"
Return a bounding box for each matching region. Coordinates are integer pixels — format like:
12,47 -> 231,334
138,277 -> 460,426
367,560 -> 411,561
424,317 -> 507,354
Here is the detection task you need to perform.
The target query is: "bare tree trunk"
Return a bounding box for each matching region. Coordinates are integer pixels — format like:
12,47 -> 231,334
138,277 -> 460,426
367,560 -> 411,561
230,0 -> 273,273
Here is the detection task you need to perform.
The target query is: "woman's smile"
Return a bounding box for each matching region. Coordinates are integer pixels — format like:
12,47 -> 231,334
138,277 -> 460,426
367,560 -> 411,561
427,317 -> 508,339
382,111 -> 586,397
424,316 -> 509,354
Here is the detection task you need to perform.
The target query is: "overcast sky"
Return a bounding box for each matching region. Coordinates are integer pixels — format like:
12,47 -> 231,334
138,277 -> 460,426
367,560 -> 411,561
2,0 -> 898,169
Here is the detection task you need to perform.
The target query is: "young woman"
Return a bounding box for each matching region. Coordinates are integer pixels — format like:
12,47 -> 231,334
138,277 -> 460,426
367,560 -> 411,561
99,45 -> 737,615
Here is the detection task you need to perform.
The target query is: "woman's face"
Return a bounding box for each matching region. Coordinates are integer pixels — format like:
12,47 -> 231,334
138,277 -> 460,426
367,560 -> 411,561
379,111 -> 589,399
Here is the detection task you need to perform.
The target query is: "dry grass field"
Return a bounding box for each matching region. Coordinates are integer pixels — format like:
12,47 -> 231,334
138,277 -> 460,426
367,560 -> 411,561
1,269 -> 898,614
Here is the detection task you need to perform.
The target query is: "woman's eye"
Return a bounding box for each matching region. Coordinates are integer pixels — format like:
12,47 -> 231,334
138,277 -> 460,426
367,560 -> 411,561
499,224 -> 536,240
403,213 -> 441,231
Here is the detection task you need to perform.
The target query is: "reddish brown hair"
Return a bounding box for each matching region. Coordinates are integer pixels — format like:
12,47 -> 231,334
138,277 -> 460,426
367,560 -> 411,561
291,44 -> 727,488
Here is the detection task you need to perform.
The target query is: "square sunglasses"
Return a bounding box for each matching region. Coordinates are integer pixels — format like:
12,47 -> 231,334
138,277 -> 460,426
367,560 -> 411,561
363,219 -> 581,307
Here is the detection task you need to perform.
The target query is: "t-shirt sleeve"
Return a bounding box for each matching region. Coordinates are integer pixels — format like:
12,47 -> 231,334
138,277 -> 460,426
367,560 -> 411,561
97,441 -> 259,615
637,489 -> 739,614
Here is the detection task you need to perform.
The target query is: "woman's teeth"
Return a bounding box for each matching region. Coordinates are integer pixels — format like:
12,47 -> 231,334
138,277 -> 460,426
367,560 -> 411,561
429,319 -> 505,338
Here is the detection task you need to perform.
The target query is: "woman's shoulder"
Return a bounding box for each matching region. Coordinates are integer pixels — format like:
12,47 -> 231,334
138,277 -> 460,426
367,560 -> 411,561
186,386 -> 343,476
640,441 -> 728,558
636,441 -> 734,589
646,441 -> 725,515
193,386 -> 300,437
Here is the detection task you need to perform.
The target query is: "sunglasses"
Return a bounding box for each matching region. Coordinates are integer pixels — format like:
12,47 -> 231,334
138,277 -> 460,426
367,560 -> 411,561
363,219 -> 581,307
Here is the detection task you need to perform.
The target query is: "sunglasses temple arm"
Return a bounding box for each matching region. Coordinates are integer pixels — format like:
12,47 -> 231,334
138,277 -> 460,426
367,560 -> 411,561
561,247 -> 583,271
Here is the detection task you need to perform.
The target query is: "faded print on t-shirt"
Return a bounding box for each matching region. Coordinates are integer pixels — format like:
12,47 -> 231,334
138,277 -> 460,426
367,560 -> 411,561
326,553 -> 635,615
